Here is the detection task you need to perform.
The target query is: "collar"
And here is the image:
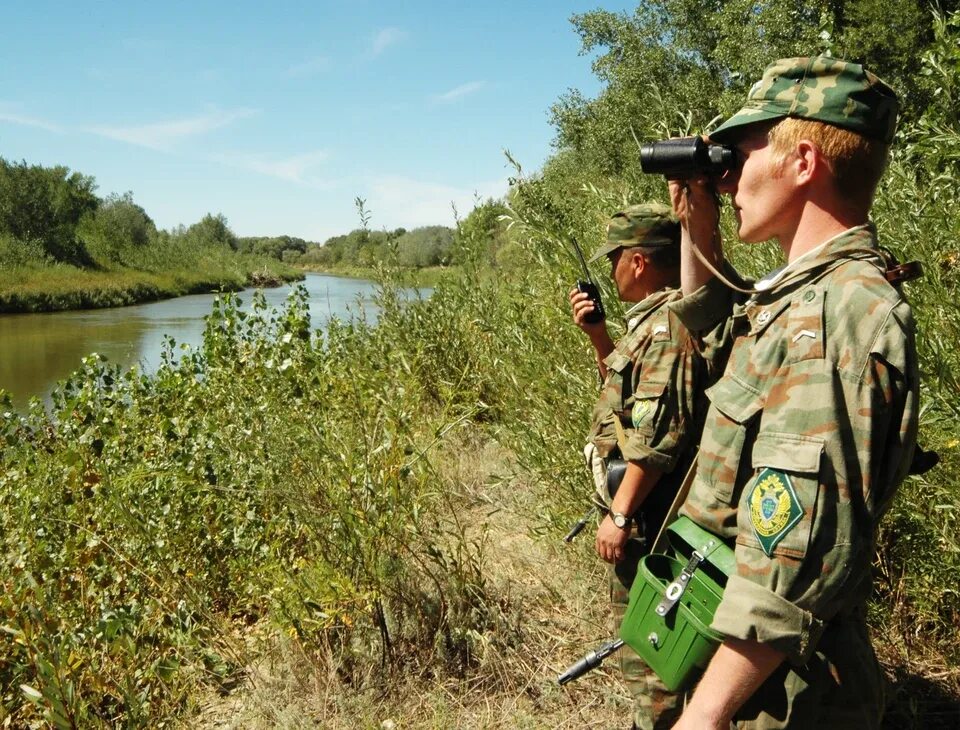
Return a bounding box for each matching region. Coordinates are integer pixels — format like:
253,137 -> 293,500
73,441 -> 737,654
751,224 -> 881,300
624,287 -> 676,330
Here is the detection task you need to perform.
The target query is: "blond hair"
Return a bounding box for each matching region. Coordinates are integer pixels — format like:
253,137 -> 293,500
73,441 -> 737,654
767,118 -> 890,212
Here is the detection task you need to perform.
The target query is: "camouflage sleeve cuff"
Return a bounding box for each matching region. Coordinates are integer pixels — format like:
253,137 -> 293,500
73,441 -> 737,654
620,436 -> 677,472
711,575 -> 826,665
668,276 -> 733,333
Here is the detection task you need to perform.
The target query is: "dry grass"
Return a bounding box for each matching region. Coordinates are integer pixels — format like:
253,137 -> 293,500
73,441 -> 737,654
875,622 -> 960,730
174,429 -> 960,730
183,431 -> 633,729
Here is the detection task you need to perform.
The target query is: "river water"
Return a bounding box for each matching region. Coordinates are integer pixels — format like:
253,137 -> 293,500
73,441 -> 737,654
0,273 -> 399,409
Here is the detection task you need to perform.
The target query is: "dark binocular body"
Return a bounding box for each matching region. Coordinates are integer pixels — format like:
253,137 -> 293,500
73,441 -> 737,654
640,137 -> 738,179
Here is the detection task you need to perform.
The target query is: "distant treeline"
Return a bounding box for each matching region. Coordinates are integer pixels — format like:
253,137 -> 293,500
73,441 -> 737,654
239,224 -> 462,270
0,158 -> 245,270
0,158 -> 299,312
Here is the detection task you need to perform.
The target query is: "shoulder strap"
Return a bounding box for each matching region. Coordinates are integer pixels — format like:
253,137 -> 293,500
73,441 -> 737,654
650,456 -> 698,554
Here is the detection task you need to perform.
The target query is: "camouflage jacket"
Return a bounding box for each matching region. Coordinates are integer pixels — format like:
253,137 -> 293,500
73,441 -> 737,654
670,225 -> 919,665
589,287 -> 702,477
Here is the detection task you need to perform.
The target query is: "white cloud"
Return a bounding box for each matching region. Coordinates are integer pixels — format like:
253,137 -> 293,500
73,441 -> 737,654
434,81 -> 486,104
367,174 -> 508,229
0,109 -> 63,133
370,27 -> 407,58
89,108 -> 258,150
286,56 -> 330,78
215,150 -> 332,185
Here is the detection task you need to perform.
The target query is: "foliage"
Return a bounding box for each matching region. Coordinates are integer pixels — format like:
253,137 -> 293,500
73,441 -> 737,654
0,159 -> 98,265
0,158 -> 301,313
299,224 -> 457,271
395,226 -> 455,267
237,235 -> 313,263
552,1 -> 959,182
77,193 -> 158,268
0,282 -> 504,725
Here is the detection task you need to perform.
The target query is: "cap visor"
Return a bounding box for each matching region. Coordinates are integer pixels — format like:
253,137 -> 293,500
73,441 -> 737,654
708,108 -> 786,144
587,242 -> 619,264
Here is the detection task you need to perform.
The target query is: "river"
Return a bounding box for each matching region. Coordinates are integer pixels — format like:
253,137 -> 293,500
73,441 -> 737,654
0,273 -> 406,409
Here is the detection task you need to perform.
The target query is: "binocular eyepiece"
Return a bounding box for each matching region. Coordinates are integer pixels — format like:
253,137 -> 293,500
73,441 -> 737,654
639,137 -> 738,179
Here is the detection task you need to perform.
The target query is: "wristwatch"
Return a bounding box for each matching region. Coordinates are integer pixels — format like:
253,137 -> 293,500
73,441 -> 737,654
611,511 -> 631,529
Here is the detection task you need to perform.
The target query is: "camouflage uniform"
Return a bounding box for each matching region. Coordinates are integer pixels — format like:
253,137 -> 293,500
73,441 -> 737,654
668,58 -> 918,729
587,205 -> 705,729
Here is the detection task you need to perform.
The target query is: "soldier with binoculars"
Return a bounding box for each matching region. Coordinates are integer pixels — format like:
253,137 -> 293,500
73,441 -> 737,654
660,57 -> 918,729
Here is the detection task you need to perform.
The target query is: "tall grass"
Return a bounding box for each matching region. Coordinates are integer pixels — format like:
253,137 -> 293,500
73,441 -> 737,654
0,277 -> 510,726
1,14 -> 957,729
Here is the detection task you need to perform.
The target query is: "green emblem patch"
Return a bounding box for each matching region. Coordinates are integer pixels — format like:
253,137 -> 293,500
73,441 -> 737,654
631,400 -> 653,428
747,468 -> 803,556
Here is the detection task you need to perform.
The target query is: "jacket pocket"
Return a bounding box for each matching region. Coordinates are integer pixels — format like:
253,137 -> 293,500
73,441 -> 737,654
738,431 -> 824,559
699,376 -> 764,504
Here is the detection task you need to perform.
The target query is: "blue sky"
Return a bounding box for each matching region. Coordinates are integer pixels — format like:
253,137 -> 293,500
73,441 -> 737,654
0,1 -> 632,242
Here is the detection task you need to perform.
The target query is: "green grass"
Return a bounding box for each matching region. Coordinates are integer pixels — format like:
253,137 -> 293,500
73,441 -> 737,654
0,257 -> 302,313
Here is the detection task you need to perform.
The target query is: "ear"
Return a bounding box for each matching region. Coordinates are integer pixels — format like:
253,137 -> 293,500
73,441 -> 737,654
794,139 -> 820,187
630,250 -> 646,280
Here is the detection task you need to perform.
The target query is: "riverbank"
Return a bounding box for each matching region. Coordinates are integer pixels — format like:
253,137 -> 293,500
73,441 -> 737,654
0,258 -> 302,314
0,273 -> 388,410
297,263 -> 457,288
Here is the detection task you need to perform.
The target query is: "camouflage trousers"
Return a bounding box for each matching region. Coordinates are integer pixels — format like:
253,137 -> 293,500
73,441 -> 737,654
609,539 -> 683,730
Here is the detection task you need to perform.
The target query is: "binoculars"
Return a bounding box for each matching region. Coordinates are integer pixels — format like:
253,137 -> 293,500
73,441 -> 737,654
639,137 -> 738,179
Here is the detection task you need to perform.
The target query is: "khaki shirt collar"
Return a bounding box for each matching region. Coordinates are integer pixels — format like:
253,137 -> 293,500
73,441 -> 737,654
753,224 -> 880,300
624,287 -> 676,332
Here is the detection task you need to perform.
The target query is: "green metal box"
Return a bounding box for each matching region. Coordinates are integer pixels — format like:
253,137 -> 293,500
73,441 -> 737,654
619,516 -> 735,692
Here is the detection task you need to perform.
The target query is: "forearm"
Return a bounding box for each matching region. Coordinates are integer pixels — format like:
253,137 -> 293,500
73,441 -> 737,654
590,330 -> 615,379
610,461 -> 662,516
674,639 -> 785,729
669,178 -> 723,296
680,225 -> 720,296
596,460 -> 664,563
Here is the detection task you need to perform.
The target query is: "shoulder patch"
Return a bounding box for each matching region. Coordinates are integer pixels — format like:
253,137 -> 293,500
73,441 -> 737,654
747,468 -> 803,556
631,400 -> 653,428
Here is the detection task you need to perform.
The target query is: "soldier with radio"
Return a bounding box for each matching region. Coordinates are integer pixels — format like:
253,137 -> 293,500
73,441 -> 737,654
570,203 -> 704,729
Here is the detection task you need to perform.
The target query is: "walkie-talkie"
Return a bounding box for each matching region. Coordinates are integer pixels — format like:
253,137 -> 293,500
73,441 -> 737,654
571,237 -> 605,323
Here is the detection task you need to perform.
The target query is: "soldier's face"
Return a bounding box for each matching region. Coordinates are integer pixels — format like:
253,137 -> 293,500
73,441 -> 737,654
717,126 -> 795,244
608,249 -> 627,297
608,249 -> 634,299
608,248 -> 645,302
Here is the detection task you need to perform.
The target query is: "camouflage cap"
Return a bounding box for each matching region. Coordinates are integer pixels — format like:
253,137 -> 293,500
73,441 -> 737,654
708,56 -> 899,144
588,202 -> 679,263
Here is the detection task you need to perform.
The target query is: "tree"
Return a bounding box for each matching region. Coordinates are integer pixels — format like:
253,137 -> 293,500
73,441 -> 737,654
396,226 -> 455,267
0,159 -> 99,263
78,192 -> 157,266
551,2 -> 952,181
185,214 -> 238,251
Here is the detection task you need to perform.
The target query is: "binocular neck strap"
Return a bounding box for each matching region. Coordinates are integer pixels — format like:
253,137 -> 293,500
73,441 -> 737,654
690,233 -> 760,295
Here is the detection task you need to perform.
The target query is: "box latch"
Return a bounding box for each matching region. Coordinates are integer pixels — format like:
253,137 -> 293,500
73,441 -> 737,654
655,535 -> 722,617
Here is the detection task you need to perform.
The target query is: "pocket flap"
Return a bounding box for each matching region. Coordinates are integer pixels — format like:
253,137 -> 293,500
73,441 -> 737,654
633,380 -> 667,400
705,376 -> 763,424
603,350 -> 631,372
752,432 -> 824,474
